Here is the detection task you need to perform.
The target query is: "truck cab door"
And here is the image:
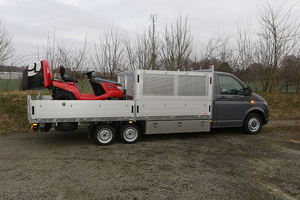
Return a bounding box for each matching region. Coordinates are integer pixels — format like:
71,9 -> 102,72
214,74 -> 250,127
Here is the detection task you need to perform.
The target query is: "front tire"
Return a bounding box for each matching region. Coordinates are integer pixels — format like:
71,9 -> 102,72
244,113 -> 262,135
94,125 -> 115,145
119,124 -> 140,144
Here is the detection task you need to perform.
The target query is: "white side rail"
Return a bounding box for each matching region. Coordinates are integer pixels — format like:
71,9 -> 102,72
27,95 -> 135,123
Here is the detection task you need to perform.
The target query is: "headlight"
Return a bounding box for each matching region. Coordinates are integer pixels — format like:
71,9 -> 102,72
117,86 -> 123,90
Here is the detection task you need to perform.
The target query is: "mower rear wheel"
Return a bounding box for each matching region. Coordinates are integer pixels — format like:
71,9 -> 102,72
53,89 -> 77,100
52,89 -> 78,132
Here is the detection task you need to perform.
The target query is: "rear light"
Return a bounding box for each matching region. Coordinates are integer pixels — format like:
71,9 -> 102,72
31,123 -> 38,131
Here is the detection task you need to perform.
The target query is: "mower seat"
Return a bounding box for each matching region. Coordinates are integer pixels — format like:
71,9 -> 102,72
60,65 -> 77,83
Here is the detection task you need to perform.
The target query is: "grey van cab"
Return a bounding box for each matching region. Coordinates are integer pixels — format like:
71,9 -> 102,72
211,71 -> 269,134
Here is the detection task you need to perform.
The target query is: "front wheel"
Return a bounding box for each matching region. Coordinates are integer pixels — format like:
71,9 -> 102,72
119,124 -> 140,144
94,125 -> 115,145
244,113 -> 262,135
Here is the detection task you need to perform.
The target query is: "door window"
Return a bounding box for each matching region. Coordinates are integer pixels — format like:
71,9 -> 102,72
218,75 -> 244,95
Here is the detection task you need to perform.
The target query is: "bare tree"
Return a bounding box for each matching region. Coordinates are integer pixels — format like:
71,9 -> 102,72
68,34 -> 90,91
0,18 -> 20,91
149,14 -> 159,70
255,0 -> 300,92
123,35 -> 136,70
135,28 -> 152,69
161,14 -> 194,71
235,19 -> 256,84
40,30 -> 91,90
281,55 -> 296,92
282,52 -> 300,93
125,14 -> 160,70
0,19 -> 15,66
92,24 -> 126,80
195,34 -> 231,70
294,50 -> 300,93
42,29 -> 63,78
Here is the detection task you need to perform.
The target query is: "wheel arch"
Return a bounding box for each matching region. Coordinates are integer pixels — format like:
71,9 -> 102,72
52,88 -> 77,100
52,82 -> 81,99
243,108 -> 267,126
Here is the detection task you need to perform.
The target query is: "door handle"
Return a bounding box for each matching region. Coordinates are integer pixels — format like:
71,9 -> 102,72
220,96 -> 226,100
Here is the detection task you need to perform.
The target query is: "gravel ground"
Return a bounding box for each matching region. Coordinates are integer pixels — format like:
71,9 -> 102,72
0,123 -> 300,199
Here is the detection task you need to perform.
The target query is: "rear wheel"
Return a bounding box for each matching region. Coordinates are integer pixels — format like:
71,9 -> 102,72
244,113 -> 262,135
53,89 -> 77,100
94,125 -> 115,145
119,124 -> 140,144
53,89 -> 77,131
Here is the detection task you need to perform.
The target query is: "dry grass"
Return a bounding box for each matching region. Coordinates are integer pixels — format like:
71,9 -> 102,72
0,90 -> 51,134
258,91 -> 300,120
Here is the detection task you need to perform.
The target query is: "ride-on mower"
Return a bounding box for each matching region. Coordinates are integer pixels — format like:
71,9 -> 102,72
22,60 -> 123,100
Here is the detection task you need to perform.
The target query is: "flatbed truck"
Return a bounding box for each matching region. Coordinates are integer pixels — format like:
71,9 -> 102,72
26,66 -> 269,145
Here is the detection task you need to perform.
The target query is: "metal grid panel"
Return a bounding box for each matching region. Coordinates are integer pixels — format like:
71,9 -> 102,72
126,74 -> 135,98
119,76 -> 125,87
119,73 -> 135,98
143,74 -> 174,96
177,75 -> 207,96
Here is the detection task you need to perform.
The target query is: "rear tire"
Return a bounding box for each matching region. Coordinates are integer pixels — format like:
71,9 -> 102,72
94,125 -> 115,145
119,124 -> 140,144
53,89 -> 77,131
53,89 -> 77,100
244,113 -> 262,135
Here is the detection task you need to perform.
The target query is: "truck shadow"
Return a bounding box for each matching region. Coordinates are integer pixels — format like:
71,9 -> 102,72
35,129 -> 92,146
32,127 -> 245,146
140,127 -> 244,142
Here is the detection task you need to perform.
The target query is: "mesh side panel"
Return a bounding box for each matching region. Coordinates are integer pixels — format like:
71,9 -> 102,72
126,74 -> 135,97
143,74 -> 174,96
119,76 -> 125,87
194,76 -> 207,96
178,75 -> 193,96
143,75 -> 150,95
178,75 -> 207,96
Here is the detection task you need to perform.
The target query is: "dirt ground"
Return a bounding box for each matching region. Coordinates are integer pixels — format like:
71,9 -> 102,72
0,121 -> 299,199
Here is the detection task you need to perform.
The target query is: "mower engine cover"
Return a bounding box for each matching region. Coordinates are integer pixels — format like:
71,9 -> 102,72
22,60 -> 52,90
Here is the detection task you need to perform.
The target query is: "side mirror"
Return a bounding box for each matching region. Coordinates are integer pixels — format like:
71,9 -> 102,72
244,86 -> 252,96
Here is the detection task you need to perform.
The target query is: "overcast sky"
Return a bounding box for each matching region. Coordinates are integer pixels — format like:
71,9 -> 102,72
1,0 -> 300,65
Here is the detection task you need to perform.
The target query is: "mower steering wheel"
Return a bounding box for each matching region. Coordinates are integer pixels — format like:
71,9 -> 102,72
83,71 -> 94,79
83,71 -> 94,75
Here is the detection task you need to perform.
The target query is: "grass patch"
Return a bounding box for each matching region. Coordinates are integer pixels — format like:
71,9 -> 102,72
258,91 -> 300,119
0,90 -> 51,134
0,79 -> 22,91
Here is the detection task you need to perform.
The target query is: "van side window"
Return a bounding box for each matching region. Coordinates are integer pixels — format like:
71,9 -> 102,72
218,75 -> 244,95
